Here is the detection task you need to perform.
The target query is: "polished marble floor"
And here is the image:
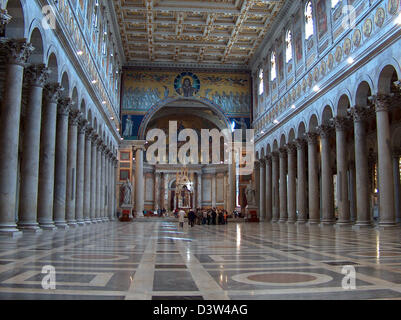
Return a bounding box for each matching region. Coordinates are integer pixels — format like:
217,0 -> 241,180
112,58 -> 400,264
1,220 -> 401,300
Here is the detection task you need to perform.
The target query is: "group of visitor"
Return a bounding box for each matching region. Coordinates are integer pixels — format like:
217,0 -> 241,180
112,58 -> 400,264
177,208 -> 231,228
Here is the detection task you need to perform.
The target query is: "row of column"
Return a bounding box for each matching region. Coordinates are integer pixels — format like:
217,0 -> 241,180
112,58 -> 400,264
0,38 -> 118,235
258,97 -> 400,227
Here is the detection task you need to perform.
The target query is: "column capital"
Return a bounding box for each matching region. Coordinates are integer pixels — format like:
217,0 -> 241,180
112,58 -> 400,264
78,118 -> 88,134
259,158 -> 266,165
295,138 -> 306,150
25,64 -> 50,87
351,105 -> 375,123
271,151 -> 279,159
305,132 -> 319,144
69,109 -> 82,126
333,116 -> 350,132
286,144 -> 297,155
85,126 -> 94,140
0,38 -> 33,65
57,97 -> 73,116
91,133 -> 99,144
44,83 -> 64,103
265,154 -> 272,163
317,125 -> 334,139
370,94 -> 394,112
279,147 -> 287,158
254,161 -> 260,169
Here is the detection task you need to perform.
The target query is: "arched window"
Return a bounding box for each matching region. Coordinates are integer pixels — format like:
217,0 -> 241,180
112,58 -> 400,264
331,0 -> 340,8
305,1 -> 314,40
258,68 -> 264,95
271,52 -> 277,81
286,30 -> 293,63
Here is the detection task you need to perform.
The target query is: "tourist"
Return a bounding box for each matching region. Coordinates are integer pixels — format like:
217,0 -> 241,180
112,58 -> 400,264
188,209 -> 196,227
224,211 -> 228,225
178,209 -> 185,228
211,209 -> 217,225
207,210 -> 211,225
202,210 -> 207,225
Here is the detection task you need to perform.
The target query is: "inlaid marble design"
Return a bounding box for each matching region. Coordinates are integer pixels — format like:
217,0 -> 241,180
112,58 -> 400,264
1,221 -> 401,300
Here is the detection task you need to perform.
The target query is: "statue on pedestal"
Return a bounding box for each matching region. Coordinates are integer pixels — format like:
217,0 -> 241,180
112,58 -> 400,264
245,182 -> 256,207
122,179 -> 132,205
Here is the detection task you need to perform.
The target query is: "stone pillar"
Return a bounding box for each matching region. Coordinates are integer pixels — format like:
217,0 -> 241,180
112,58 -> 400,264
254,161 -> 260,213
66,110 -> 80,227
228,147 -> 236,213
393,149 -> 401,223
100,146 -> 107,221
37,83 -> 63,230
287,144 -> 297,223
83,127 -> 93,224
90,134 -> 98,223
197,173 -> 202,209
53,98 -> 72,229
0,39 -> 33,235
272,152 -> 280,222
352,106 -> 372,227
75,118 -> 87,226
279,148 -> 288,223
259,159 -> 266,221
134,144 -> 145,217
154,172 -> 161,211
335,117 -> 351,225
306,133 -> 320,224
18,64 -> 49,231
212,173 -> 217,208
265,155 -> 272,222
295,139 -> 307,223
108,153 -> 114,220
319,125 -> 335,225
95,139 -> 102,222
112,157 -> 118,220
349,162 -> 357,222
374,95 -> 397,227
163,173 -> 169,210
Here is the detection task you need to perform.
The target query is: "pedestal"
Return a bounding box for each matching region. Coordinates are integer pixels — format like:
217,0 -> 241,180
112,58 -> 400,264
246,205 -> 259,223
120,204 -> 133,222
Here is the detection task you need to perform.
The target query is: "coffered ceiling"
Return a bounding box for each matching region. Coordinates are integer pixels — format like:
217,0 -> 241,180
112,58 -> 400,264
112,0 -> 285,67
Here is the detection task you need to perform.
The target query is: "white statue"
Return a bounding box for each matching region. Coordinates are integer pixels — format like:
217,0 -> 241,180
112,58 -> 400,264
122,179 -> 132,205
245,182 -> 256,206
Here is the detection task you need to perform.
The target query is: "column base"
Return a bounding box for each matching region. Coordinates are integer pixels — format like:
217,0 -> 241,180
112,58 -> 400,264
38,220 -> 57,230
296,219 -> 308,225
17,222 -> 42,233
0,224 -> 23,237
67,220 -> 78,227
287,219 -> 297,224
352,222 -> 373,230
377,222 -> 400,230
54,221 -> 69,229
308,220 -> 320,225
279,219 -> 288,223
320,219 -> 336,226
77,220 -> 85,226
337,220 -> 353,225
84,219 -> 92,224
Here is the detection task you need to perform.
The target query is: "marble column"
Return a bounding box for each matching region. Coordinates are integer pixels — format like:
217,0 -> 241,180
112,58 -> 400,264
18,64 -> 49,231
66,110 -> 81,227
95,139 -> 102,222
272,152 -> 280,222
83,127 -> 93,224
374,95 -> 397,226
90,134 -> 98,223
306,133 -> 320,224
393,149 -> 401,223
287,144 -> 297,223
37,83 -> 63,230
335,117 -> 351,225
279,148 -> 288,223
265,155 -> 272,222
228,147 -> 236,213
352,106 -> 372,227
197,173 -> 202,209
0,39 -> 33,235
134,145 -> 145,217
154,172 -> 161,211
101,146 -> 107,222
163,173 -> 169,210
75,118 -> 87,226
349,162 -> 357,222
212,173 -> 217,208
108,154 -> 114,220
53,98 -> 72,229
319,125 -> 335,225
259,159 -> 266,221
295,139 -> 307,223
112,157 -> 118,220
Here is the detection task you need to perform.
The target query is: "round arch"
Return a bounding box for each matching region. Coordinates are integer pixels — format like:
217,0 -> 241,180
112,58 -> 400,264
137,97 -> 232,140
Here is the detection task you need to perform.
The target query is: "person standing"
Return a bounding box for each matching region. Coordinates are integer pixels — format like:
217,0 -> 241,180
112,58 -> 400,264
188,209 -> 196,228
178,209 -> 185,228
212,209 -> 217,225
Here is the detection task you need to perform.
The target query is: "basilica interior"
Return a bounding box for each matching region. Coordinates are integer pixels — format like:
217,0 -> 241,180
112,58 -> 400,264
0,0 -> 401,301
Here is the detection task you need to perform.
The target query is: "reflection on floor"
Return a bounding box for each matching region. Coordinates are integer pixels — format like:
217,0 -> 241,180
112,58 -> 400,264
1,221 -> 401,300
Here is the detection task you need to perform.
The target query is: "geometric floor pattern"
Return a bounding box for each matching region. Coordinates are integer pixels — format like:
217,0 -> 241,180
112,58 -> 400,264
1,220 -> 401,300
